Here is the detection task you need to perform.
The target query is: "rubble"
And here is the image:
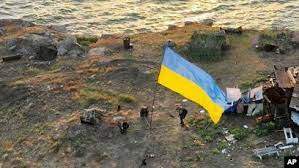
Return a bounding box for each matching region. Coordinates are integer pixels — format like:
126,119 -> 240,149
283,128 -> 298,144
278,144 -> 294,150
222,128 -> 237,144
253,146 -> 279,160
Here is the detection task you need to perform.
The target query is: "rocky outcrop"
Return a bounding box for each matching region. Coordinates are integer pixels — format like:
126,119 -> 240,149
200,19 -> 214,26
0,19 -> 87,61
57,36 -> 85,57
17,33 -> 57,60
0,19 -> 34,29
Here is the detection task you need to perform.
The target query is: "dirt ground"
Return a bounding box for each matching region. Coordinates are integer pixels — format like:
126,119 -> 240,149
0,22 -> 298,168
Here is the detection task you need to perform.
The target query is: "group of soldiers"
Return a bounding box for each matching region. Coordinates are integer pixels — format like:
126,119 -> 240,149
116,100 -> 189,134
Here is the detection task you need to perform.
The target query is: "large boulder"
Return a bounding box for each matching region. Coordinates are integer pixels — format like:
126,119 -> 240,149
57,36 -> 85,57
15,33 -> 58,61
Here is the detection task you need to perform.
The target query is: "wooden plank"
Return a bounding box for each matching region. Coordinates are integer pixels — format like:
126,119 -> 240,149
290,77 -> 299,108
1,55 -> 22,62
274,68 -> 295,88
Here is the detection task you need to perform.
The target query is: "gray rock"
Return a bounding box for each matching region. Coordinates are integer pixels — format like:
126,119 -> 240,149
167,24 -> 177,30
47,25 -> 67,32
201,19 -> 214,26
2,153 -> 8,160
88,47 -> 107,56
0,27 -> 5,36
5,39 -> 17,51
15,33 -> 57,61
57,36 -> 85,57
101,34 -> 113,39
0,19 -> 34,28
184,21 -> 195,26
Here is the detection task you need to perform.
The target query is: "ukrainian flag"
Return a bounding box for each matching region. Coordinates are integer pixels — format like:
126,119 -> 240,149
158,47 -> 228,123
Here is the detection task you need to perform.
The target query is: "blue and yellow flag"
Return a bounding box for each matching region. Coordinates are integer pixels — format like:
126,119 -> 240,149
158,47 -> 228,123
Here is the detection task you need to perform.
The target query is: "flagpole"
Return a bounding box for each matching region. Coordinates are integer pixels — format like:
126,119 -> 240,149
149,42 -> 169,129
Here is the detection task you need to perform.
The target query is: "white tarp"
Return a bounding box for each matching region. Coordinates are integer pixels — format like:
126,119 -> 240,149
226,88 -> 241,103
291,111 -> 299,126
249,86 -> 263,101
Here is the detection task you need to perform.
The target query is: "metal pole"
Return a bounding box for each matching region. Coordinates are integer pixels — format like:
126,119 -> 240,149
149,44 -> 167,130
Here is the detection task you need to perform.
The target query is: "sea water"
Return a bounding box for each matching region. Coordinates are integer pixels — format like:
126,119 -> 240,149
0,0 -> 298,35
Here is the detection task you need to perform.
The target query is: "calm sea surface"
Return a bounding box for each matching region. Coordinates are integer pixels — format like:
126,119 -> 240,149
0,0 -> 298,35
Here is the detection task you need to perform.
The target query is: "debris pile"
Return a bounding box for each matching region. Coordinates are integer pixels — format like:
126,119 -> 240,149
253,127 -> 298,160
226,65 -> 298,127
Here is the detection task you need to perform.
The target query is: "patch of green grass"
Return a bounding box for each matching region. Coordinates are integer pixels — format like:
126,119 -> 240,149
217,140 -> 229,150
78,87 -> 115,107
77,36 -> 98,47
118,94 -> 136,103
230,127 -> 251,140
188,117 -> 222,142
77,87 -> 136,107
254,121 -> 276,137
211,148 -> 220,155
240,71 -> 268,90
26,66 -> 44,75
187,31 -> 229,61
257,31 -> 293,53
123,52 -> 133,59
195,154 -> 203,161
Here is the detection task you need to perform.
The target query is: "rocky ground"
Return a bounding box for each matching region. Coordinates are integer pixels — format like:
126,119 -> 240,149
0,19 -> 298,168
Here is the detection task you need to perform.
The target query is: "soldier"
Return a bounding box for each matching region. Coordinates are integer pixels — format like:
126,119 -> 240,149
118,121 -> 130,134
140,106 -> 149,118
176,104 -> 188,127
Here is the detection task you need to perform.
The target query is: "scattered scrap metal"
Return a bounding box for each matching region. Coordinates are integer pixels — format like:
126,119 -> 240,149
284,127 -> 298,144
253,146 -> 279,160
253,127 -> 298,160
226,65 -> 298,126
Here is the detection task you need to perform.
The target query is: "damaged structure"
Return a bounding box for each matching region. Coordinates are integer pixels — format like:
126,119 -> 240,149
226,65 -> 299,127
